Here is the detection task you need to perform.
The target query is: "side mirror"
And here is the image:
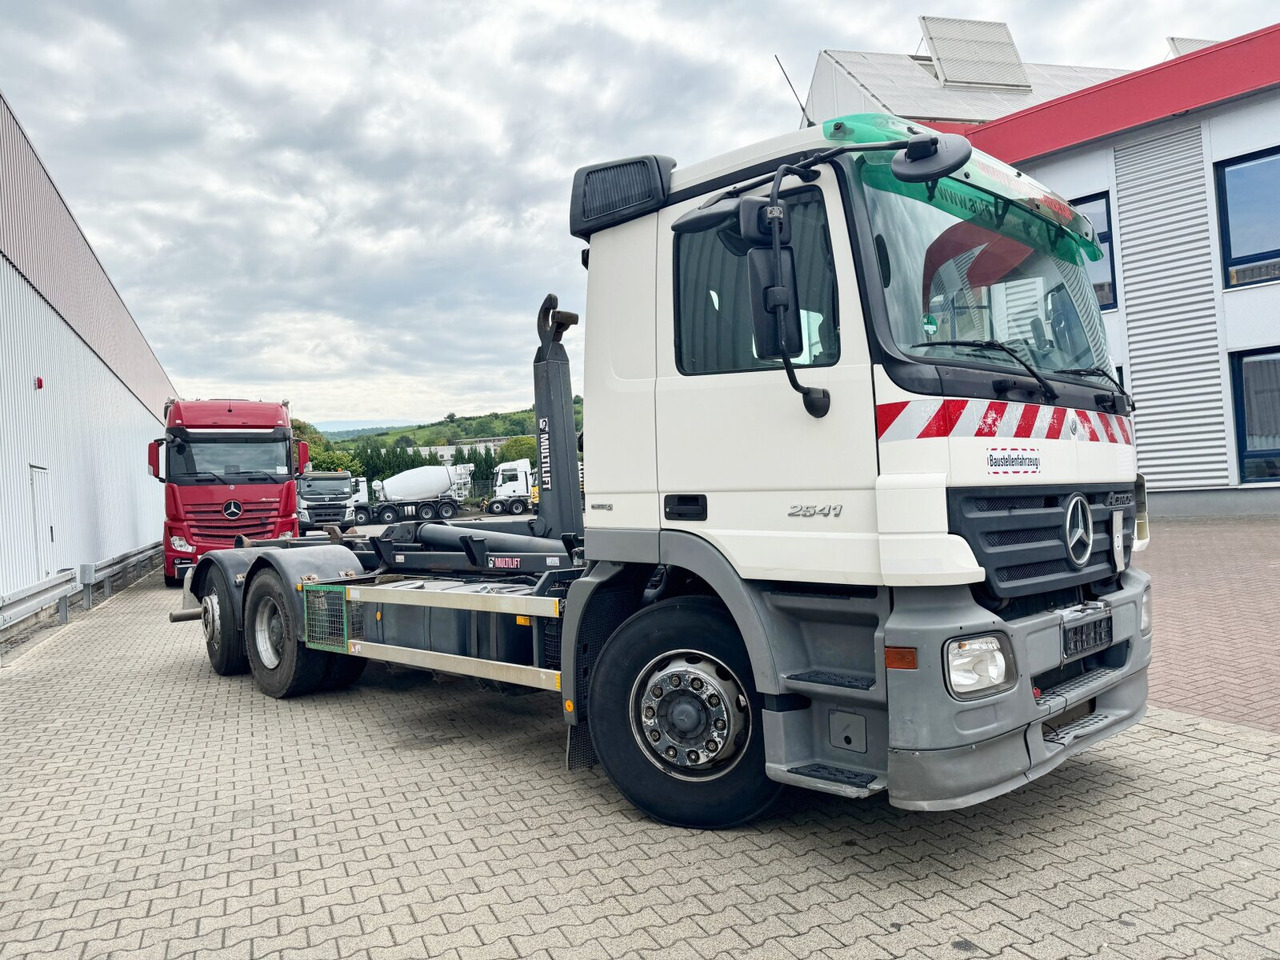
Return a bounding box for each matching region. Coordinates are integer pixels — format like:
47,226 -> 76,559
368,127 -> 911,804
297,440 -> 310,475
746,246 -> 802,360
147,440 -> 162,482
891,133 -> 973,184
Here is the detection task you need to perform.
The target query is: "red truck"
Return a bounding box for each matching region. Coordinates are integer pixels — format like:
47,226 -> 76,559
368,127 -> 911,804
148,399 -> 308,586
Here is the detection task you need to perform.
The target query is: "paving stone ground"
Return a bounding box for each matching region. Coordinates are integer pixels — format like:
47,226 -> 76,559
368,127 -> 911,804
2,521 -> 1279,960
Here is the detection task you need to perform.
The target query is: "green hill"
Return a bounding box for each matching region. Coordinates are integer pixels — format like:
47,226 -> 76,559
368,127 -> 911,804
330,399 -> 583,451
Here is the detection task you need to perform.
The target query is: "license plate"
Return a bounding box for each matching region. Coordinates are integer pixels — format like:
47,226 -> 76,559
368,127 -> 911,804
1063,615 -> 1113,660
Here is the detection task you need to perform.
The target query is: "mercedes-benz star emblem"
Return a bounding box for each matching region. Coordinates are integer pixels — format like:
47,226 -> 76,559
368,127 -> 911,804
1063,493 -> 1093,568
222,500 -> 244,520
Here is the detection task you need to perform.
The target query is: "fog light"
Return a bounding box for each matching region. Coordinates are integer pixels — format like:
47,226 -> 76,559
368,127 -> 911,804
169,535 -> 194,553
1141,589 -> 1152,634
945,634 -> 1014,700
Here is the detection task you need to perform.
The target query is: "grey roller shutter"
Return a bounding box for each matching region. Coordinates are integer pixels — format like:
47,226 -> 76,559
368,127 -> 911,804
1114,124 -> 1229,489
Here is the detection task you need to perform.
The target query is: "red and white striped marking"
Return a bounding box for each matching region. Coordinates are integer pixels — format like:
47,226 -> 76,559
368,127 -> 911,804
876,399 -> 1133,445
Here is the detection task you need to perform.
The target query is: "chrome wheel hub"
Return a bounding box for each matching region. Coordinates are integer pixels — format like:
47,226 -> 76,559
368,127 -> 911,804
631,651 -> 749,779
254,598 -> 285,670
201,592 -> 221,648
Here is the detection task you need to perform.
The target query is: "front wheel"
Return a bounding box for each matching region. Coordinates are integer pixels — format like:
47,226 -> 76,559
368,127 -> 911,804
587,596 -> 783,828
244,570 -> 328,698
354,507 -> 371,525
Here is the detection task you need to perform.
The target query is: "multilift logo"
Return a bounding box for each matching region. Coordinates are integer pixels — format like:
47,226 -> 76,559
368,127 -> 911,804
538,418 -> 552,490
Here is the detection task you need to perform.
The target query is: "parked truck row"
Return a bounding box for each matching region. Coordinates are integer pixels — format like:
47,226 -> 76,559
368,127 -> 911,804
169,113 -> 1152,829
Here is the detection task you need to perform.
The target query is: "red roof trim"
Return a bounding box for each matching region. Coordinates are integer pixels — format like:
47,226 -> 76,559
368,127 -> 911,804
964,23 -> 1280,165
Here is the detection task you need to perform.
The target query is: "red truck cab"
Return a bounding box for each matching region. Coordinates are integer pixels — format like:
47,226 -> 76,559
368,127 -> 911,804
148,399 -> 306,585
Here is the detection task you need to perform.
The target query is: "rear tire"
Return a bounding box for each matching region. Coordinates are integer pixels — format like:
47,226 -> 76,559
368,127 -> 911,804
244,570 -> 327,698
509,499 -> 526,515
419,502 -> 437,521
437,501 -> 458,520
322,654 -> 367,690
202,567 -> 248,676
587,596 -> 783,829
377,505 -> 399,524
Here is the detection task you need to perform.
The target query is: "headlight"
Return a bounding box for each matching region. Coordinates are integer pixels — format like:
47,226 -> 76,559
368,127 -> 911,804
945,634 -> 1015,700
169,535 -> 194,553
298,508 -> 310,520
1141,590 -> 1152,634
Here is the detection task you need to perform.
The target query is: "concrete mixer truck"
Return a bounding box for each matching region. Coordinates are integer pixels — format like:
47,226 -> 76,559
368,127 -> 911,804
351,463 -> 474,524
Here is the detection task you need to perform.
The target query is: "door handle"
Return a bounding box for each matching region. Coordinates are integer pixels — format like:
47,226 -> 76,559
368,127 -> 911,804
664,494 -> 707,522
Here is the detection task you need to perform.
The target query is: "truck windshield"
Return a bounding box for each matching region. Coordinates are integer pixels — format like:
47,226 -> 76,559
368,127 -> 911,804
168,436 -> 290,483
842,155 -> 1114,383
300,477 -> 352,499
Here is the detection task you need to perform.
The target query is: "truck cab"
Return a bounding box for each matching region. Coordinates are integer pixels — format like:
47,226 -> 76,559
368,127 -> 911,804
148,399 -> 302,585
297,470 -> 356,533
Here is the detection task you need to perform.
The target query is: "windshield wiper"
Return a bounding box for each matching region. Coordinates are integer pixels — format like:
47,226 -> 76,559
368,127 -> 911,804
911,339 -> 1059,403
1054,366 -> 1137,410
226,470 -> 280,483
176,471 -> 222,484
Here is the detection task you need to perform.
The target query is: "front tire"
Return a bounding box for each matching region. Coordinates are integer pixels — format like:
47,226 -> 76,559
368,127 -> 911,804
354,507 -> 371,526
202,567 -> 248,676
587,596 -> 783,828
164,574 -> 183,588
244,570 -> 327,698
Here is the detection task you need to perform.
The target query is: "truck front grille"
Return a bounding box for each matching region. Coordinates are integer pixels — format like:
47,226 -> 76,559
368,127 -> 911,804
948,484 -> 1136,598
186,502 -> 278,545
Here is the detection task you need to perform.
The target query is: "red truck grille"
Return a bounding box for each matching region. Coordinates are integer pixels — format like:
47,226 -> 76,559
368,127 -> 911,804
186,502 -> 279,546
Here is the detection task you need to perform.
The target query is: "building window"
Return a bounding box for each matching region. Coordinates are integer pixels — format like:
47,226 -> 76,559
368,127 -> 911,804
1216,147 -> 1280,288
675,187 -> 839,375
1231,349 -> 1280,482
1071,193 -> 1117,310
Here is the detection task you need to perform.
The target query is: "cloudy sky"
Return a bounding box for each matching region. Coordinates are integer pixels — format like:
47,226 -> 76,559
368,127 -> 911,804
1,1 -> 1275,427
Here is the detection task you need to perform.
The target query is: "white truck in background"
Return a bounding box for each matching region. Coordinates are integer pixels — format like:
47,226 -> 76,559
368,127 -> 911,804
351,463 -> 474,524
297,471 -> 357,533
484,458 -> 535,515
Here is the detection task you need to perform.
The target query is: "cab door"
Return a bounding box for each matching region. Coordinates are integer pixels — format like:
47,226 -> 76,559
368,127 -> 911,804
654,167 -> 880,585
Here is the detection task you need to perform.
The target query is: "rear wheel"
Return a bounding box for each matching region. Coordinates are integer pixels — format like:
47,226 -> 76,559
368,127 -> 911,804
509,499 -> 526,515
419,502 -> 437,521
202,567 -> 248,676
377,505 -> 399,524
587,596 -> 782,828
244,570 -> 327,698
437,501 -> 458,520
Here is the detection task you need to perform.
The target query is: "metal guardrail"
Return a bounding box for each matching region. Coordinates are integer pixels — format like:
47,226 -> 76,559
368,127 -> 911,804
0,541 -> 164,637
79,541 -> 162,610
0,570 -> 80,630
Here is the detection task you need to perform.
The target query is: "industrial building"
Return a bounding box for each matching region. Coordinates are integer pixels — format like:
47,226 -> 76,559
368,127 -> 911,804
0,88 -> 175,618
807,18 -> 1280,514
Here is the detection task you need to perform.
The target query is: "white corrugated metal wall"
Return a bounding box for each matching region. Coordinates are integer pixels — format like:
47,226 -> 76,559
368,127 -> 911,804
1,89 -> 174,598
1113,125 -> 1232,489
0,257 -> 163,595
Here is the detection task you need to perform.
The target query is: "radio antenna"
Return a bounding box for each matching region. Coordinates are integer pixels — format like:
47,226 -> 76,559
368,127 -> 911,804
775,54 -> 815,128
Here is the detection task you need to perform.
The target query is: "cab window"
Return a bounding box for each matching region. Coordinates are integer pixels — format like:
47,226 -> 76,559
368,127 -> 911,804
675,187 -> 840,375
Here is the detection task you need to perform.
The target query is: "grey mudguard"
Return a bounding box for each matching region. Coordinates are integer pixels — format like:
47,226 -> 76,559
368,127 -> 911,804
242,544 -> 364,633
190,549 -> 262,630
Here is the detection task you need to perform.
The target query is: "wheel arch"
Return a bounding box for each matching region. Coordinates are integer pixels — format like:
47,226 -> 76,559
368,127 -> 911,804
241,544 -> 366,637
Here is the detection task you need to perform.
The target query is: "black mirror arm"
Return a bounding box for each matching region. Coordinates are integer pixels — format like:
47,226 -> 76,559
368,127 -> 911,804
768,167 -> 830,419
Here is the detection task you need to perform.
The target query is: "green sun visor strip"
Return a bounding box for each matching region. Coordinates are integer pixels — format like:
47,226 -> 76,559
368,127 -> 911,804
824,114 -> 1103,264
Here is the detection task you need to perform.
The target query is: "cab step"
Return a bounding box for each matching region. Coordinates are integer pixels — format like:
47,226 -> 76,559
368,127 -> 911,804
766,761 -> 885,800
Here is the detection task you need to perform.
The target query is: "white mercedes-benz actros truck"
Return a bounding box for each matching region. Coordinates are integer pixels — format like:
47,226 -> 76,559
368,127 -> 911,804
172,113 -> 1151,829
